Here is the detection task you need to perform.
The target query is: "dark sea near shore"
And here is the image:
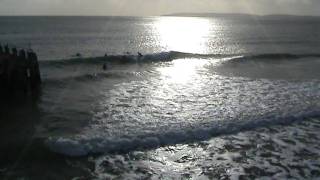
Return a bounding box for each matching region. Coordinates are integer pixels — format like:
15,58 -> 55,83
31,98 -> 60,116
0,15 -> 320,179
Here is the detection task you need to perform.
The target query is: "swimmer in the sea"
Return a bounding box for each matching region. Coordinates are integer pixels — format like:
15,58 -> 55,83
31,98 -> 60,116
102,63 -> 107,70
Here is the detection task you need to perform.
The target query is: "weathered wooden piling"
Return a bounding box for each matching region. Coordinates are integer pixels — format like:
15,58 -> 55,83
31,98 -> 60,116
27,50 -> 42,88
0,44 -> 41,95
4,45 -> 10,54
0,45 -> 5,87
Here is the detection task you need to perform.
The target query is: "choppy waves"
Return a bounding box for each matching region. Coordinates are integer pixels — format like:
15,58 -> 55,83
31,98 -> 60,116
46,113 -> 320,157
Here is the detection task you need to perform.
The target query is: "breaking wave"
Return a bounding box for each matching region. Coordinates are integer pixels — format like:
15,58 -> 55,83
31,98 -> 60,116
40,51 -> 200,65
39,51 -> 320,66
46,112 -> 320,157
224,53 -> 320,63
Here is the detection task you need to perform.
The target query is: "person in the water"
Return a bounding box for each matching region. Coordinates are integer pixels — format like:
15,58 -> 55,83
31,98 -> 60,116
102,63 -> 107,70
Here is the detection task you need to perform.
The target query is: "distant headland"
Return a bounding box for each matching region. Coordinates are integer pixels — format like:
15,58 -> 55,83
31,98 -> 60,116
162,12 -> 320,19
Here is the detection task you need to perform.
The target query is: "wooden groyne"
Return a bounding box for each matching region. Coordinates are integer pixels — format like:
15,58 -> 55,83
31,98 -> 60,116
0,44 -> 41,94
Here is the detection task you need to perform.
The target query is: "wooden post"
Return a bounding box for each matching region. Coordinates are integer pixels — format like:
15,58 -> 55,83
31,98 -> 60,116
8,47 -> 19,91
0,44 -> 3,54
19,49 -> 26,60
0,44 -> 5,90
12,47 -> 18,57
27,50 -> 41,90
4,45 -> 9,55
16,49 -> 28,92
0,44 -> 10,90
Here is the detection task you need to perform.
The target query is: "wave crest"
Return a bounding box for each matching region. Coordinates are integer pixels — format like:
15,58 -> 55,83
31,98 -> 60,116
46,111 -> 320,157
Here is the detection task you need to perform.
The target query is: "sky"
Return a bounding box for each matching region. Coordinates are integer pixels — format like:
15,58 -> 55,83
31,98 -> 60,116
0,0 -> 320,16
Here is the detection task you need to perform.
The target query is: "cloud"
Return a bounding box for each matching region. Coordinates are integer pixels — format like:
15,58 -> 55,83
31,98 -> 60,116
0,0 -> 320,16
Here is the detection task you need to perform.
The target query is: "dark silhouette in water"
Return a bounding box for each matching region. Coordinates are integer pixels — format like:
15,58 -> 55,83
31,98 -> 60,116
102,63 -> 108,70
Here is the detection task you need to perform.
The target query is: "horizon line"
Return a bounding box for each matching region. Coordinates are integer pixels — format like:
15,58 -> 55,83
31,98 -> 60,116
0,12 -> 319,18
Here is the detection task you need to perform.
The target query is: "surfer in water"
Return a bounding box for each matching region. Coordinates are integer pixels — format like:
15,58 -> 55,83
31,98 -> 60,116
102,63 -> 108,70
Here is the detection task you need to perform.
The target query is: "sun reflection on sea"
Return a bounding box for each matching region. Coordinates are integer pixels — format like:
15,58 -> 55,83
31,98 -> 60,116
154,17 -> 212,53
150,18 -> 215,113
157,58 -> 209,84
153,17 -> 214,84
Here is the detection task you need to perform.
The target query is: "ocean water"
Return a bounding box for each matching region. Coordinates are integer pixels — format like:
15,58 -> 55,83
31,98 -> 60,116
0,16 -> 320,179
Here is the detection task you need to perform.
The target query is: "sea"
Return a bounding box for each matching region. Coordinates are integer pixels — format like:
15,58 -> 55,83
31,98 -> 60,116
0,16 -> 320,179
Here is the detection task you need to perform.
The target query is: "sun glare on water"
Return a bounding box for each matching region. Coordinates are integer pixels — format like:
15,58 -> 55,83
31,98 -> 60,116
155,17 -> 212,53
157,59 -> 209,84
153,17 -> 213,84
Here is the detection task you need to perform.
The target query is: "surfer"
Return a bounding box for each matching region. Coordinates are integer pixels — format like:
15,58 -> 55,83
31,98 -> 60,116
102,63 -> 108,70
75,53 -> 82,58
138,52 -> 143,58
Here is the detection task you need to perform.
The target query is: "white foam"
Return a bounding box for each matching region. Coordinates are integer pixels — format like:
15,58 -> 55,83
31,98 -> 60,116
46,110 -> 319,157
47,137 -> 89,156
